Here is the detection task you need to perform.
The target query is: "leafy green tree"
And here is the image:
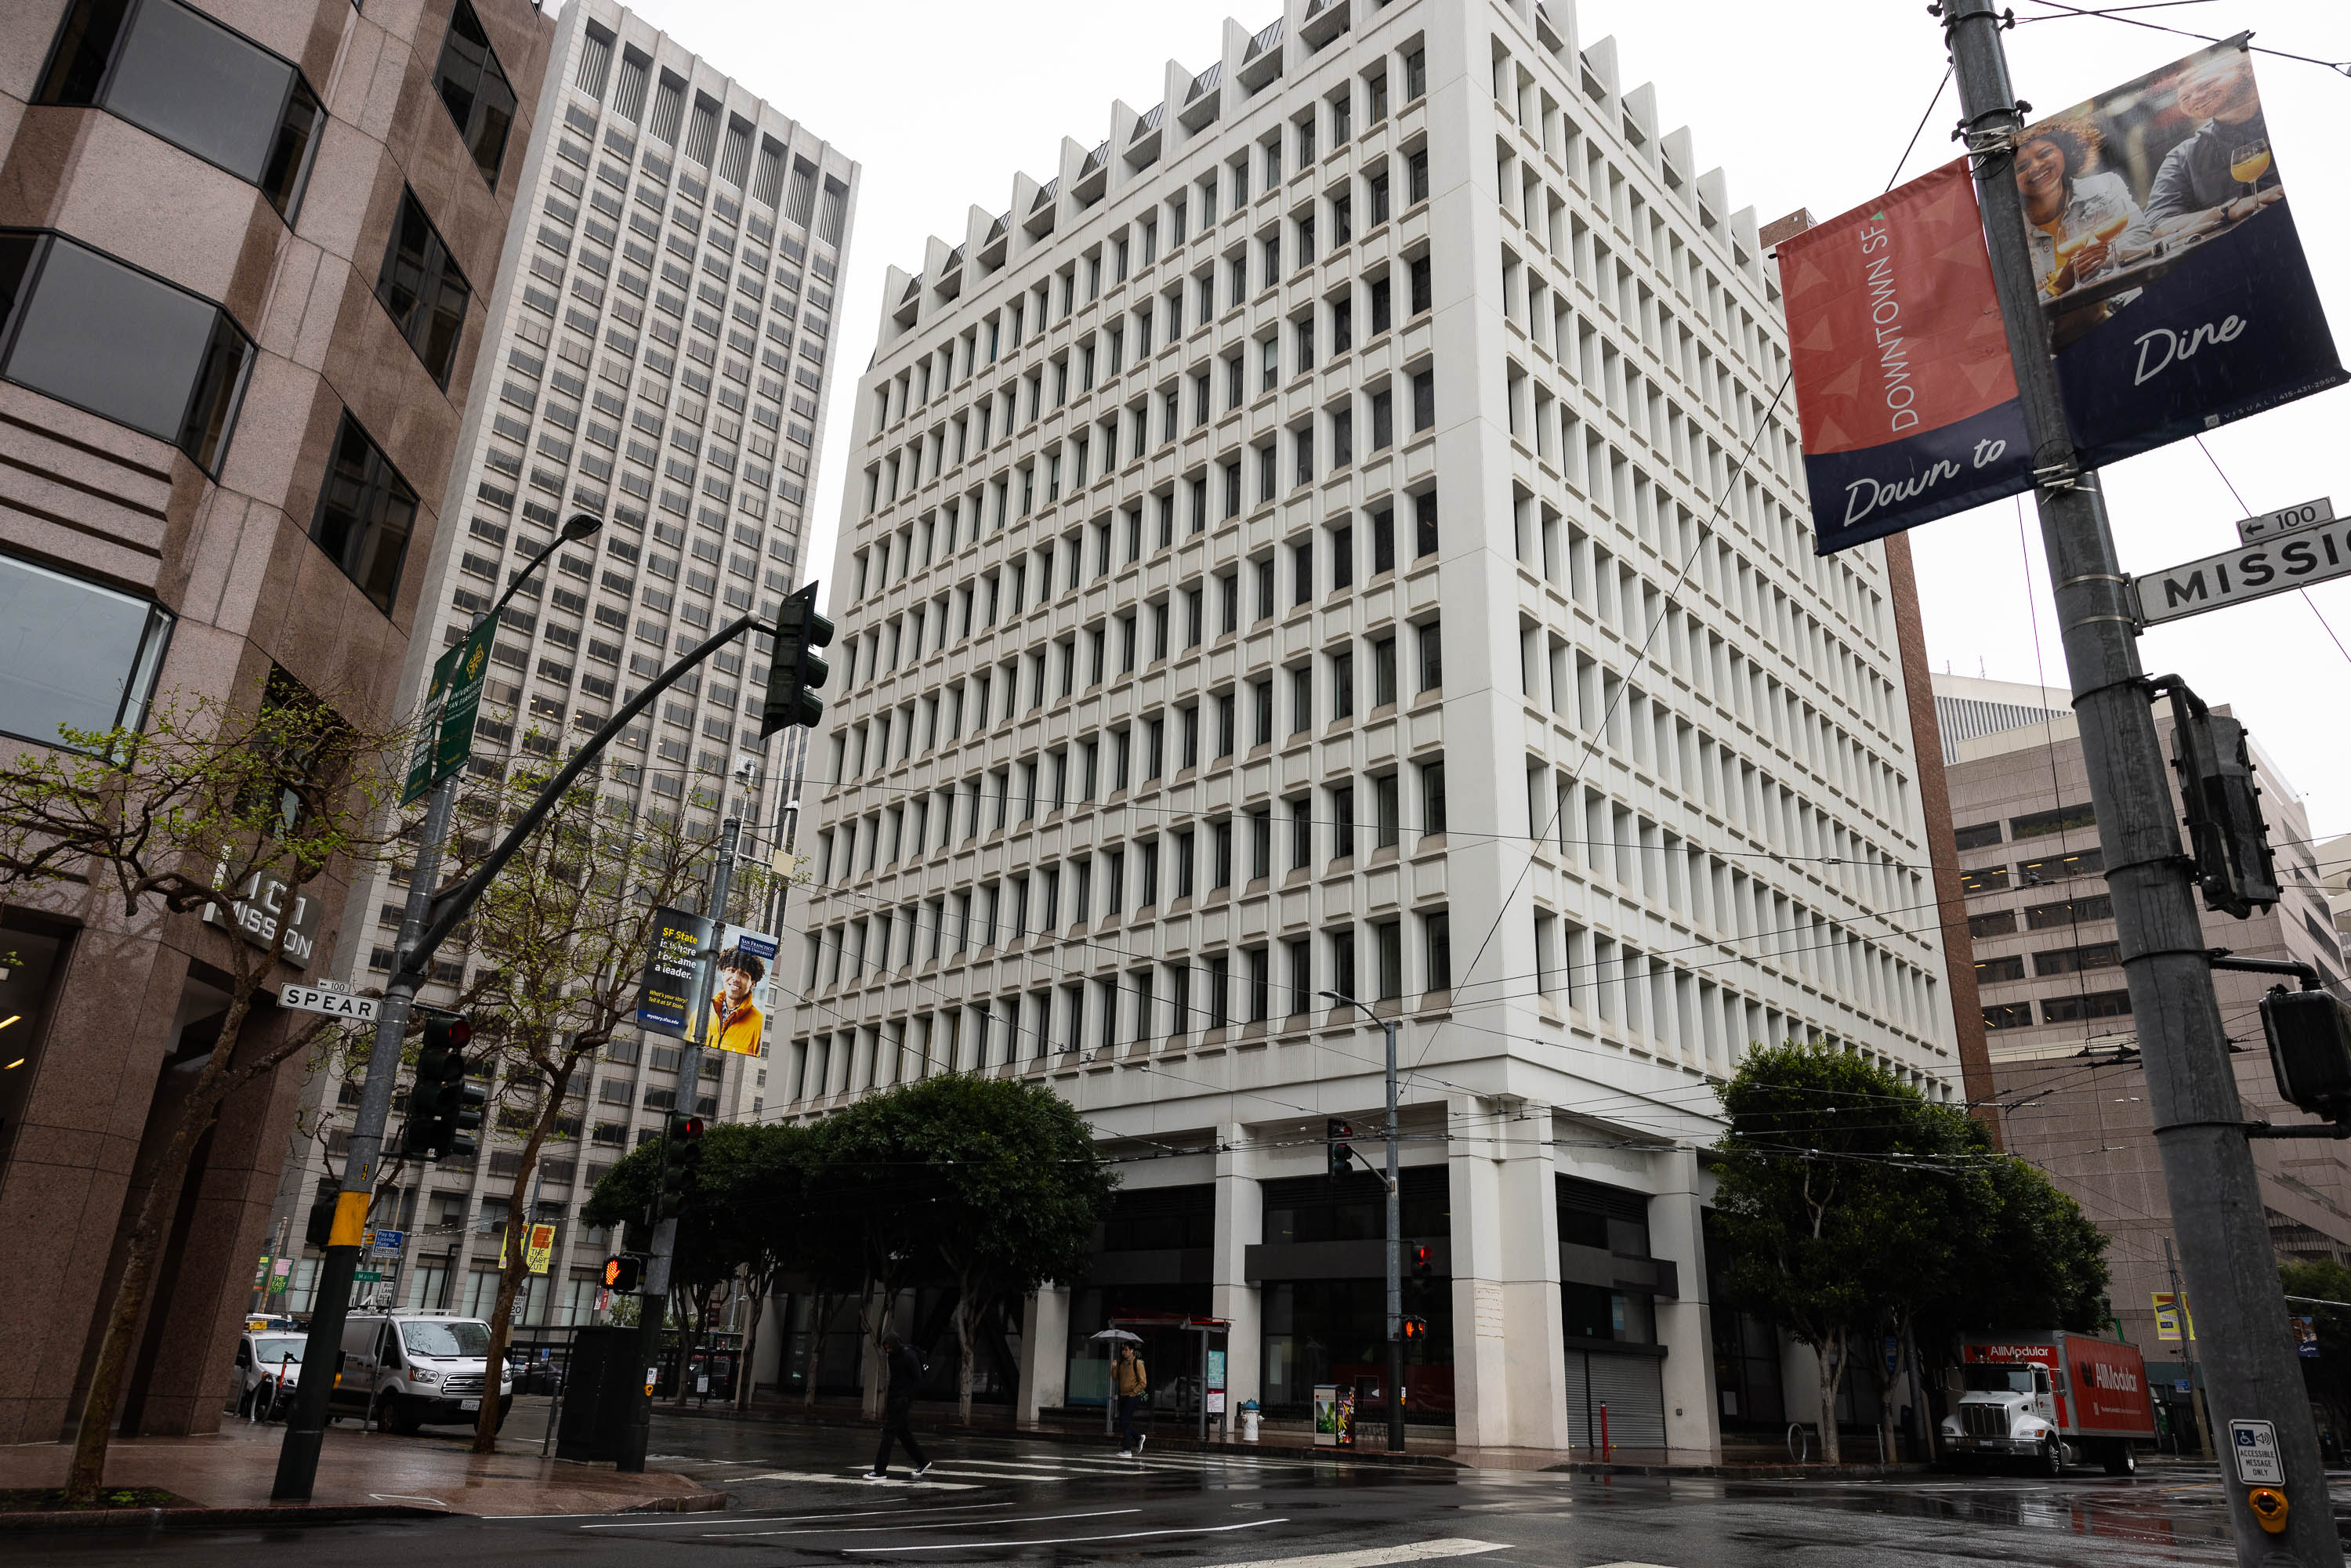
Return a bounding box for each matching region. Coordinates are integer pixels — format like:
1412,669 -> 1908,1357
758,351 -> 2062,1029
1715,1043 -> 2109,1464
875,1077 -> 1118,1421
1916,1139 -> 2109,1339
726,1122 -> 813,1410
802,1086 -> 959,1414
1715,1043 -> 1974,1464
0,674 -> 400,1503
583,1117 -> 800,1403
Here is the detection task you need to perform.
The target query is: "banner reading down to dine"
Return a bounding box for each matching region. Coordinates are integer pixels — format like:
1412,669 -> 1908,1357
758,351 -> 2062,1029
1781,42 -> 2345,554
1778,160 -> 2032,552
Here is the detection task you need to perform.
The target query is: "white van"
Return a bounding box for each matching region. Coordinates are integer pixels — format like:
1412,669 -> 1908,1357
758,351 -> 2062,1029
335,1313 -> 513,1434
229,1327 -> 307,1419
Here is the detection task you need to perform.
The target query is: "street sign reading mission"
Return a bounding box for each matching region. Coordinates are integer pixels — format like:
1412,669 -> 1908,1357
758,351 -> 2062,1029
2135,511 -> 2351,627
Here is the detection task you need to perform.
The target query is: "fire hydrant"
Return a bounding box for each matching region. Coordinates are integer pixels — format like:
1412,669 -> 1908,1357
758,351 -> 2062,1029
1240,1400 -> 1262,1443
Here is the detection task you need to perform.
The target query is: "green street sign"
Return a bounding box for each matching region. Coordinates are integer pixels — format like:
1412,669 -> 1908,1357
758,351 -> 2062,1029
401,612 -> 501,805
353,1270 -> 384,1282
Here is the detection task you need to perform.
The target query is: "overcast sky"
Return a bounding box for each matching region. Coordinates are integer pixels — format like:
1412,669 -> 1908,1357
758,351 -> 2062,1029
617,0 -> 2351,837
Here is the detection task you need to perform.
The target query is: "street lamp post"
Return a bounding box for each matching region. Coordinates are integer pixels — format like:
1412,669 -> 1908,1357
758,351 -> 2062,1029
1322,989 -> 1404,1454
273,511 -> 600,1501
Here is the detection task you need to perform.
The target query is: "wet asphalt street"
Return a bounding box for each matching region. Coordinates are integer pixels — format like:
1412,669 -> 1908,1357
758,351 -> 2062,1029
13,1407 -> 2338,1566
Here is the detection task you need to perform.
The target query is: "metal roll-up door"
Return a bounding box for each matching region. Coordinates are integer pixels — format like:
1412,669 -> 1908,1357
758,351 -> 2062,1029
1564,1349 -> 1667,1450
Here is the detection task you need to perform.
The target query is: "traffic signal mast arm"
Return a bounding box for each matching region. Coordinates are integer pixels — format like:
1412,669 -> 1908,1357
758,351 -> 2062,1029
402,610 -> 763,972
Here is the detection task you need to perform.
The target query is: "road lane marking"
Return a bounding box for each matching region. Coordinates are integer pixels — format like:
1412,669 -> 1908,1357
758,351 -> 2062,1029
708,1508 -> 1143,1538
668,1470 -> 980,1491
1209,1541 -> 1511,1568
842,1517 -> 1288,1552
581,1501 -> 1011,1530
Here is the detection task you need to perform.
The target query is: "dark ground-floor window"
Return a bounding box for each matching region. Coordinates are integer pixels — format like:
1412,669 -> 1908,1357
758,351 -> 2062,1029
1262,1276 -> 1454,1421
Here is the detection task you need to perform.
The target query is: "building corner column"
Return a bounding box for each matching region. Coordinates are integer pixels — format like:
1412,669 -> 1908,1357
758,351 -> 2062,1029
1650,1146 -> 1722,1464
1448,1094 -> 1569,1453
1016,1283 -> 1070,1425
1212,1120 -> 1262,1414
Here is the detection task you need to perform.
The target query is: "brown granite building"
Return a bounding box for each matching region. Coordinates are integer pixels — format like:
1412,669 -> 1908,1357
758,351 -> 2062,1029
0,0 -> 551,1443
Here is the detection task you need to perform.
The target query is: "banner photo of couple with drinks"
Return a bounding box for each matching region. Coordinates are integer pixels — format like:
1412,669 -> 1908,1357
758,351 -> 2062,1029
1780,39 -> 2344,553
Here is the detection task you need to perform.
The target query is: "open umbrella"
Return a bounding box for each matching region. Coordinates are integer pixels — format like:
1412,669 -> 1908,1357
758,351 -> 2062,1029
1090,1328 -> 1143,1342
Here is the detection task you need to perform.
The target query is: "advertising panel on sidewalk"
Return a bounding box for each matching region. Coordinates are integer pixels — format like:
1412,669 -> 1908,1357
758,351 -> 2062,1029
1780,40 -> 2340,554
1778,159 -> 2033,552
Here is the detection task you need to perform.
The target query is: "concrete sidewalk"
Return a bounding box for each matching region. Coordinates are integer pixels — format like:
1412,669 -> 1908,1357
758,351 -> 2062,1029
0,1400 -> 713,1527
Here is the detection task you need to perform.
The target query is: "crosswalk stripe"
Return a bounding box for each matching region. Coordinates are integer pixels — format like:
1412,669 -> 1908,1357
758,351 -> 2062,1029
708,1508 -> 1143,1539
732,1471 -> 980,1490
581,1501 -> 1011,1531
1205,1540 -> 1509,1568
841,1516 -> 1288,1553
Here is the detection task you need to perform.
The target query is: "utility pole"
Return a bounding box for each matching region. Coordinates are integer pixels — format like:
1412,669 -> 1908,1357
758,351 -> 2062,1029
1939,4 -> 2337,1559
2167,1236 -> 2218,1462
616,814 -> 740,1472
271,512 -> 603,1499
1324,991 -> 1405,1454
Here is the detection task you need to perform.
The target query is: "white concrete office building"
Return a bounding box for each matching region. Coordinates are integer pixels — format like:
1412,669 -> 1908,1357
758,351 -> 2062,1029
780,0 -> 1952,1459
266,0 -> 858,1329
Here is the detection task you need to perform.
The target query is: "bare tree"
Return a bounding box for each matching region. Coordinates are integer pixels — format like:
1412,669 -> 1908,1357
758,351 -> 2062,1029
434,752 -> 755,1453
0,674 -> 403,1504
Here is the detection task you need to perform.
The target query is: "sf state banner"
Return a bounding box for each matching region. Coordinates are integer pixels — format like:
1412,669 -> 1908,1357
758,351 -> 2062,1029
636,904 -> 712,1038
2024,41 -> 2343,467
1777,160 -> 2034,552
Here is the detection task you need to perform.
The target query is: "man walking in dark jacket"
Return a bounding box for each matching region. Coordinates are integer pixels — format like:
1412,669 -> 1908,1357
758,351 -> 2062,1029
864,1331 -> 931,1480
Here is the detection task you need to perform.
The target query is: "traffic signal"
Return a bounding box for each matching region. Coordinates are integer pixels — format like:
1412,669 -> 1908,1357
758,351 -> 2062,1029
760,581 -> 835,738
2168,690 -> 2280,918
1327,1117 -> 1354,1179
2262,987 -> 2351,1124
1400,1315 -> 1430,1344
658,1114 -> 706,1209
401,1016 -> 483,1160
1411,1244 -> 1433,1280
603,1253 -> 644,1292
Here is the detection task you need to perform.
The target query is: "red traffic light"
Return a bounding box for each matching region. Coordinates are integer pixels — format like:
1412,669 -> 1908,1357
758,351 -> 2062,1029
675,1114 -> 705,1139
1411,1244 -> 1433,1278
446,1019 -> 473,1048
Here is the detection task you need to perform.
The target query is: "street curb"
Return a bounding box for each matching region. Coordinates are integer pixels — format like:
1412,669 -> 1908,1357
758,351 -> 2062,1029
1542,1461 -> 1939,1480
652,1403 -> 1463,1468
0,1504 -> 445,1533
621,1489 -> 730,1512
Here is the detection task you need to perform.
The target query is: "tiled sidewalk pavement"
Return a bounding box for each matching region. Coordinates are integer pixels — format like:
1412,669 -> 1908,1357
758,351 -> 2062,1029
0,1401 -> 711,1519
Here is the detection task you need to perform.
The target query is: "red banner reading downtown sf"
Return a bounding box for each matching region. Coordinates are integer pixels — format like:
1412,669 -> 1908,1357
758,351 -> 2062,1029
1779,159 -> 2035,552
